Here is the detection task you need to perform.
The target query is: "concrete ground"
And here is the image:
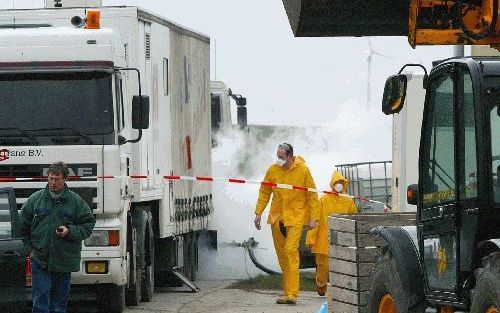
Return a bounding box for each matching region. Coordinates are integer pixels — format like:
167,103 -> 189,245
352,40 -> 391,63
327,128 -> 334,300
123,280 -> 325,313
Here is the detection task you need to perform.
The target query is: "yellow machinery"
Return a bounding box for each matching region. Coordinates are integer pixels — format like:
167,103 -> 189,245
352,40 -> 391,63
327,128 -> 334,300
409,0 -> 499,48
281,0 -> 498,49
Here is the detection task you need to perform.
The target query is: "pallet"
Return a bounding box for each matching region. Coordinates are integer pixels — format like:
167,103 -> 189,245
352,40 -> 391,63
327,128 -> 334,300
327,213 -> 416,313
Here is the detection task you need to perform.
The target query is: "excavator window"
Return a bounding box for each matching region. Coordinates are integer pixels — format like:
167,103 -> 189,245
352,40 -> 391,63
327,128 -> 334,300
491,97 -> 500,204
421,73 -> 456,206
458,70 -> 478,200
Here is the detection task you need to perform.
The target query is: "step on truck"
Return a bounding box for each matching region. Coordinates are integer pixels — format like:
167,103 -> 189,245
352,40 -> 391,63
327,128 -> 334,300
0,1 -> 216,312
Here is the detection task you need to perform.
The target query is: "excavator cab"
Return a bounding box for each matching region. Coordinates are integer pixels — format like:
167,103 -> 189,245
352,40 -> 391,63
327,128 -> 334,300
376,57 -> 500,312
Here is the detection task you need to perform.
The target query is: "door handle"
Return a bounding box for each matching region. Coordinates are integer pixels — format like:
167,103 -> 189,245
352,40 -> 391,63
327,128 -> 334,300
438,206 -> 444,217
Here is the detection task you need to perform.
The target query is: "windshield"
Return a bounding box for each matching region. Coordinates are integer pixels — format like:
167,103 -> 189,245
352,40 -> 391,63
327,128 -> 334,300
0,71 -> 114,145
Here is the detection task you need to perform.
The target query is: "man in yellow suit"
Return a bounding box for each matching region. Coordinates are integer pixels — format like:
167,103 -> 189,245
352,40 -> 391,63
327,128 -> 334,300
254,143 -> 320,305
306,171 -> 357,296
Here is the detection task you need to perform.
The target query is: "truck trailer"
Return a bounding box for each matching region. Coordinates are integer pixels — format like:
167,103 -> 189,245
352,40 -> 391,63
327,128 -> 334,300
0,2 -> 216,312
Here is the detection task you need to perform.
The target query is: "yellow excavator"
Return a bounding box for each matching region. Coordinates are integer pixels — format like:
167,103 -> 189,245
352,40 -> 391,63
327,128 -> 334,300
282,0 -> 498,49
282,1 -> 499,313
408,0 -> 499,48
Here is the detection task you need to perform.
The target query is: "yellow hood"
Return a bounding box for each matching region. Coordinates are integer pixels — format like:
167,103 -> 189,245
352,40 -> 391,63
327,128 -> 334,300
288,156 -> 305,170
330,171 -> 349,193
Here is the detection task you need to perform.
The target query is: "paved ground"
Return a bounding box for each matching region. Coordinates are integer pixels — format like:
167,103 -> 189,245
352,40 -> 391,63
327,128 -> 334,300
24,280 -> 325,313
124,280 -> 325,313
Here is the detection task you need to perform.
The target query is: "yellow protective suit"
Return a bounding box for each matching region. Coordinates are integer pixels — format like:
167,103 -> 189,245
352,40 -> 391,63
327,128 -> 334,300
255,156 -> 320,299
306,171 -> 357,288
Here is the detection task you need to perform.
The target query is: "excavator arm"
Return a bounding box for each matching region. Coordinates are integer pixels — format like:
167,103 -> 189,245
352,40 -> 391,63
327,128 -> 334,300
409,0 -> 499,48
282,0 -> 499,49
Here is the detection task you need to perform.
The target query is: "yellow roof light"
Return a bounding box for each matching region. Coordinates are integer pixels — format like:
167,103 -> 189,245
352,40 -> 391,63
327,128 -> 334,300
85,10 -> 101,29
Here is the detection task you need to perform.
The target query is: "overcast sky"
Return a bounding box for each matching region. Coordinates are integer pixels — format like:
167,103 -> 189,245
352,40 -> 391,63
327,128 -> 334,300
1,0 -> 454,127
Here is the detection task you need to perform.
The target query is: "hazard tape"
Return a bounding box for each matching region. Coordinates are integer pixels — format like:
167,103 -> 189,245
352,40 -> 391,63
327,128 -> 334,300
0,174 -> 387,206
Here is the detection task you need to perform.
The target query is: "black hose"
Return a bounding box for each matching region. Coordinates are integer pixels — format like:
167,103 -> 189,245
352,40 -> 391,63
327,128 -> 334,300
246,246 -> 281,275
457,0 -> 498,40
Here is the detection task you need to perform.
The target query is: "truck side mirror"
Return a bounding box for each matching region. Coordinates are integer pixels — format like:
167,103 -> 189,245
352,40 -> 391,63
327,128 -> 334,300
132,95 -> 150,129
237,106 -> 247,129
236,97 -> 246,107
407,184 -> 419,205
382,74 -> 407,115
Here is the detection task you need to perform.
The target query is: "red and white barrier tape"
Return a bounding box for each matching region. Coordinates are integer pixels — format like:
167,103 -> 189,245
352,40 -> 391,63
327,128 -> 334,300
0,175 -> 387,206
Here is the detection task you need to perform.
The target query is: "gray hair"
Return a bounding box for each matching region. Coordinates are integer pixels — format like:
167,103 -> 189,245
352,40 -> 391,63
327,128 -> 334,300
48,161 -> 69,178
278,143 -> 293,156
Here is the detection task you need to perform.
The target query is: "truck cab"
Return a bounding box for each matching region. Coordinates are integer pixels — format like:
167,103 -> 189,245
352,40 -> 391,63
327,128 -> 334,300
210,80 -> 248,134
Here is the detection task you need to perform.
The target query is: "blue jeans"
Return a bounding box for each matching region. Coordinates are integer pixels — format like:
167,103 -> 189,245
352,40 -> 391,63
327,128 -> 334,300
31,258 -> 71,313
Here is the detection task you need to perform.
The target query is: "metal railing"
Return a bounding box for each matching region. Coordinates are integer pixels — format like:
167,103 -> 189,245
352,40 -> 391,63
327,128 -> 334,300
335,161 -> 392,212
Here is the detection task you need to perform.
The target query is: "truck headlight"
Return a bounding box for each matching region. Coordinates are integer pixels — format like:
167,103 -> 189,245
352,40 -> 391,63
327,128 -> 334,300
85,230 -> 120,246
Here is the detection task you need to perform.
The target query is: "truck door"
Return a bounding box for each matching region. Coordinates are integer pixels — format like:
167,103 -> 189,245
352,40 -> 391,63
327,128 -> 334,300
0,187 -> 26,311
418,63 -> 480,303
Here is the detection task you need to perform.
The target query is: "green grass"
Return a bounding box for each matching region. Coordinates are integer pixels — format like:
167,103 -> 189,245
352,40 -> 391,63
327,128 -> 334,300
227,273 -> 317,292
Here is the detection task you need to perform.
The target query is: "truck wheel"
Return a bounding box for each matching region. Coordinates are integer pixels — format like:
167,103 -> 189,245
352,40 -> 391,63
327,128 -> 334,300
97,284 -> 125,313
126,229 -> 142,306
190,232 -> 198,281
470,252 -> 500,313
141,217 -> 154,302
368,249 -> 426,313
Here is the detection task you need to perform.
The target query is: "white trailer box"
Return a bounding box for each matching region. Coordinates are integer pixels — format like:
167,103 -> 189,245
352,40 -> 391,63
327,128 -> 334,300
0,6 -> 212,312
391,73 -> 425,212
45,0 -> 103,8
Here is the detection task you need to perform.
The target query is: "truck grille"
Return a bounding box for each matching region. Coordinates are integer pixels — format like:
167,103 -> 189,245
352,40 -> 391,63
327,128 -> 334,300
0,163 -> 98,180
13,187 -> 98,211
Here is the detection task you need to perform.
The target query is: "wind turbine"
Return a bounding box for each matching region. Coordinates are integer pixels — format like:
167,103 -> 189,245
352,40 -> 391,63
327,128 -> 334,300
346,38 -> 392,107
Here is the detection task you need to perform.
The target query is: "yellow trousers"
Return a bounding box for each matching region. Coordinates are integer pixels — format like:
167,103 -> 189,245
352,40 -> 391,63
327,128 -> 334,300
315,253 -> 329,288
271,221 -> 303,299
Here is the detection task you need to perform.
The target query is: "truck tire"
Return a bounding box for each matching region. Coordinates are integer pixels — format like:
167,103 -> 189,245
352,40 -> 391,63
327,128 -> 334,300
126,225 -> 142,306
184,232 -> 198,281
470,252 -> 500,313
190,232 -> 198,281
141,213 -> 154,302
368,249 -> 426,313
97,284 -> 125,313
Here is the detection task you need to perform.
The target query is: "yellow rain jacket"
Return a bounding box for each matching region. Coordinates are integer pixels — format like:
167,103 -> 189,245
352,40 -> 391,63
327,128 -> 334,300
255,156 -> 320,226
306,171 -> 357,255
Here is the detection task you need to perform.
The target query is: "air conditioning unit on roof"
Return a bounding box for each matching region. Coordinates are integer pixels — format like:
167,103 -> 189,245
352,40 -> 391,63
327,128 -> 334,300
45,0 -> 102,8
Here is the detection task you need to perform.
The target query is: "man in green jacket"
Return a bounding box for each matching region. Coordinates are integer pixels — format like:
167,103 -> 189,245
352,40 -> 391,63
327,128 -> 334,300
19,161 -> 96,313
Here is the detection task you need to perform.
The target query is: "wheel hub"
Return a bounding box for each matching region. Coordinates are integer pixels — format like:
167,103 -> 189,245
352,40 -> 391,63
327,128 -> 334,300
378,294 -> 397,313
486,306 -> 499,313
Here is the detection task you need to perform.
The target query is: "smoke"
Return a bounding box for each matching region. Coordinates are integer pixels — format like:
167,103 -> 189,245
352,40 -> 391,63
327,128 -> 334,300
197,103 -> 392,280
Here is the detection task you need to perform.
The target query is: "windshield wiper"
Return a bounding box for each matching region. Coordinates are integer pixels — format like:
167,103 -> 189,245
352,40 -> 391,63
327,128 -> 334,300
32,128 -> 93,144
0,127 -> 40,145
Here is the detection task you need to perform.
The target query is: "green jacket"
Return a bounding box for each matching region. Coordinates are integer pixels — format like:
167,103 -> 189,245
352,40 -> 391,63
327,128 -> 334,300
19,185 -> 96,272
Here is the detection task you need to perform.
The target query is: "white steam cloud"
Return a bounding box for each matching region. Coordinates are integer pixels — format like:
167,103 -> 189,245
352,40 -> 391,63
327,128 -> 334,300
197,103 -> 392,280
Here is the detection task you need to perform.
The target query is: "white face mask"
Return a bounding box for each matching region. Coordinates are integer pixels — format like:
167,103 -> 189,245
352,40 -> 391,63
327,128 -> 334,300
334,183 -> 343,193
275,158 -> 286,167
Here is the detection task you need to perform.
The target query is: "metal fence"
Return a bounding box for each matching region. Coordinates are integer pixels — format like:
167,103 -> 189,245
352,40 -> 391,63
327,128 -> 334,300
335,161 -> 392,212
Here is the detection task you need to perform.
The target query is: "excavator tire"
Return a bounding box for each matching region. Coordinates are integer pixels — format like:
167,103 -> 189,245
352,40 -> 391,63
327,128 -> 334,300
470,252 -> 500,313
368,249 -> 426,313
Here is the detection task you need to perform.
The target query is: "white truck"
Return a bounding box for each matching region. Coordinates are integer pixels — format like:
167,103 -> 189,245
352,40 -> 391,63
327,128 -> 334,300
210,80 -> 248,133
0,1 -> 217,311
